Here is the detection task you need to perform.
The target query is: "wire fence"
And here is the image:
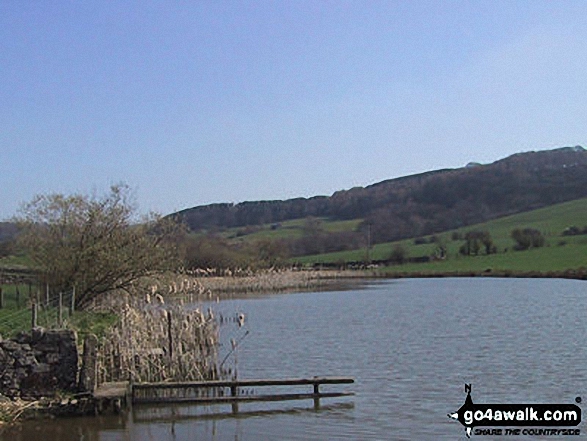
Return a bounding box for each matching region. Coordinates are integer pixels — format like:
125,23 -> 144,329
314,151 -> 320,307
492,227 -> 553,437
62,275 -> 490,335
0,282 -> 77,336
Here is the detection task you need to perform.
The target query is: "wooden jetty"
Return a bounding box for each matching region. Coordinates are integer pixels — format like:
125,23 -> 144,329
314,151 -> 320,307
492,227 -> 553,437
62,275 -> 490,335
93,376 -> 354,413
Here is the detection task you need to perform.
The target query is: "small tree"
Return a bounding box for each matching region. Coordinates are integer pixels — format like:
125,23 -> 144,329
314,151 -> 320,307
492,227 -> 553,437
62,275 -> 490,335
15,184 -> 182,309
388,244 -> 408,264
459,230 -> 494,256
511,228 -> 545,250
255,238 -> 289,267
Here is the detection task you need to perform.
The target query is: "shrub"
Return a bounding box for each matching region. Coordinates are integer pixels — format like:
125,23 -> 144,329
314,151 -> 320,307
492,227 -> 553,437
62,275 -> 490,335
511,228 -> 545,250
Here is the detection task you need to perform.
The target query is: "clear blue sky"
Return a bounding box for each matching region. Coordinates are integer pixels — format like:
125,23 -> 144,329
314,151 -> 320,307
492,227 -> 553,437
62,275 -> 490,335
2,1 -> 587,220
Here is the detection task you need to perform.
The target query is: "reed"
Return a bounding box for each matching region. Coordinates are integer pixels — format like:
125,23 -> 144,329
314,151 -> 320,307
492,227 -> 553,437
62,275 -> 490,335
136,268 -> 373,302
92,268 -> 368,384
97,298 -> 222,384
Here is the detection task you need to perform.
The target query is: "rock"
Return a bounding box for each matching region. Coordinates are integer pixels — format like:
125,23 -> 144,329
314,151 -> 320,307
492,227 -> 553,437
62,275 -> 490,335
0,330 -> 80,398
32,363 -> 51,374
46,353 -> 61,364
14,331 -> 31,345
0,340 -> 20,352
31,327 -> 45,342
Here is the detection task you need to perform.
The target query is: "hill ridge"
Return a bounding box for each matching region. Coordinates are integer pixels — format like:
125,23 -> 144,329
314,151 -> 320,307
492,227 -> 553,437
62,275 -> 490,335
176,146 -> 587,245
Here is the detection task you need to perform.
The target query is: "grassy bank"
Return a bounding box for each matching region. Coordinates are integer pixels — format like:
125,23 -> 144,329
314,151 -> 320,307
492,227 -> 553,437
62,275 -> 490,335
0,282 -> 118,339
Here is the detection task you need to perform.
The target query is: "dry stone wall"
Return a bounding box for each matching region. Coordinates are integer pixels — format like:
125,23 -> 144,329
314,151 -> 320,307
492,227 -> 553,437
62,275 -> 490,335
0,328 -> 78,398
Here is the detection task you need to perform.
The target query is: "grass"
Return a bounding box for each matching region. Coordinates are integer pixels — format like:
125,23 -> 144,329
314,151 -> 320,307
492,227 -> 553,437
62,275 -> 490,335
222,217 -> 363,243
381,244 -> 587,275
293,197 -> 587,272
0,283 -> 118,339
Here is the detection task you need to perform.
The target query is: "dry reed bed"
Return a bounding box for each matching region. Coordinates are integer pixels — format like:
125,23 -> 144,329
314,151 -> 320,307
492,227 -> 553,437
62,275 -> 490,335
0,399 -> 41,427
98,300 -> 222,384
92,269 -> 369,384
141,269 -> 374,301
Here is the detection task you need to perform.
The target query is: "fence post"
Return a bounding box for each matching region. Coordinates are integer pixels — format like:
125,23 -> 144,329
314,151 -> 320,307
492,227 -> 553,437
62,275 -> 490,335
16,285 -> 20,308
79,334 -> 99,393
70,286 -> 75,315
31,303 -> 37,329
46,283 -> 49,307
59,292 -> 63,327
0,287 -> 3,309
313,381 -> 320,409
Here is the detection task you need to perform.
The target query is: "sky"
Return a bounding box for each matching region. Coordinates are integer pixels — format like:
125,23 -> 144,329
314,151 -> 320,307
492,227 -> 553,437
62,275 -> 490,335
2,1 -> 587,220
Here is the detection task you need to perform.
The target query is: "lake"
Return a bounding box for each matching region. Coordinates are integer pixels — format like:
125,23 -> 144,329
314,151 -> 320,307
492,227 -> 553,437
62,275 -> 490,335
4,278 -> 587,440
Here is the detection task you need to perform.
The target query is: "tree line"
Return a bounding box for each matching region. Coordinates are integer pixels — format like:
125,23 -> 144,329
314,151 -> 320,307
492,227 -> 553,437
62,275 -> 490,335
177,147 -> 587,247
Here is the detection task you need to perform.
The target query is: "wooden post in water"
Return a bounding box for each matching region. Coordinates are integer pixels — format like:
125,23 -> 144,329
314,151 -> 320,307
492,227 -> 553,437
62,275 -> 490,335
313,382 -> 320,409
231,384 -> 239,414
167,311 -> 173,359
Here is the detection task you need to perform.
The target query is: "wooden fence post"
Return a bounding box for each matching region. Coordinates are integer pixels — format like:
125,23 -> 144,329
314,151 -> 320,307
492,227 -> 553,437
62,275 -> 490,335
0,287 -> 3,309
31,303 -> 38,329
59,292 -> 63,327
16,285 -> 20,308
70,286 -> 75,314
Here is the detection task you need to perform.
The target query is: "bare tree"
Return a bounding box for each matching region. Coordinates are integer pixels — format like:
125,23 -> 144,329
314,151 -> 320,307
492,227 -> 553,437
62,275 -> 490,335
15,184 -> 182,309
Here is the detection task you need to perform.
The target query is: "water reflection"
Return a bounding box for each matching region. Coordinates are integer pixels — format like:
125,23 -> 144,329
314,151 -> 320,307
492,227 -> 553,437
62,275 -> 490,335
133,401 -> 355,423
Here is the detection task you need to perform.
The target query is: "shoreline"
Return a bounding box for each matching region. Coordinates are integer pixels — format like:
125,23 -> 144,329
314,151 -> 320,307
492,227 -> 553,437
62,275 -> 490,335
2,267 -> 585,429
156,268 -> 587,303
379,267 -> 587,281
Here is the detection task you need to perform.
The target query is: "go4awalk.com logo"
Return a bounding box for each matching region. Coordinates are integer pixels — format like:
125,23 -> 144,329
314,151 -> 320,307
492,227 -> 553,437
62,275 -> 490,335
448,384 -> 581,437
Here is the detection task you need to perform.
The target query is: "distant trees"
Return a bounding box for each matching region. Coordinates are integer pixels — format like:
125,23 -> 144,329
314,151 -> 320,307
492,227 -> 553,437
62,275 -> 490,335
184,235 -> 252,270
255,238 -> 289,267
15,184 -> 182,309
511,228 -> 545,250
178,147 -> 587,253
0,238 -> 14,259
388,245 -> 408,264
288,217 -> 363,257
459,230 -> 495,256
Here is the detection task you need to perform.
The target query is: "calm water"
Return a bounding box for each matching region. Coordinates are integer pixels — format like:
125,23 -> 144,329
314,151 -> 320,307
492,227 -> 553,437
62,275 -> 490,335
4,278 -> 587,440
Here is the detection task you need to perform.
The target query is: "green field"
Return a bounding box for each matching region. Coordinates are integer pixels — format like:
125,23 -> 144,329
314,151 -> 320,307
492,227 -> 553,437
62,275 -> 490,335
0,283 -> 117,338
293,198 -> 587,273
222,217 -> 363,243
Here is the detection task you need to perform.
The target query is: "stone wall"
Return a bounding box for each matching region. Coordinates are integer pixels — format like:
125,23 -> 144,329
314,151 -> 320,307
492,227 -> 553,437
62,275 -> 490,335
0,328 -> 78,398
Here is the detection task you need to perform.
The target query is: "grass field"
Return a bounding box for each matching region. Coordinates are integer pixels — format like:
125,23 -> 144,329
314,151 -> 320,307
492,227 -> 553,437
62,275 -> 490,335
0,283 -> 117,339
293,198 -> 587,273
222,217 -> 363,242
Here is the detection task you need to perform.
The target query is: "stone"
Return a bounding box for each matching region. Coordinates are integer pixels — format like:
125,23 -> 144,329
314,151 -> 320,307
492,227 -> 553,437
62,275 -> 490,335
1,340 -> 20,352
46,353 -> 61,364
0,329 -> 80,398
79,334 -> 98,393
32,363 -> 51,374
31,327 -> 45,342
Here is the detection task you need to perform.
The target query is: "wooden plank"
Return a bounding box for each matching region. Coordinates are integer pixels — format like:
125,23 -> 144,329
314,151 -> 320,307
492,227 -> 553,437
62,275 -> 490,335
133,391 -> 355,405
94,381 -> 129,399
132,376 -> 354,390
